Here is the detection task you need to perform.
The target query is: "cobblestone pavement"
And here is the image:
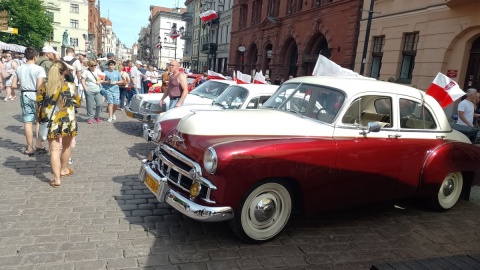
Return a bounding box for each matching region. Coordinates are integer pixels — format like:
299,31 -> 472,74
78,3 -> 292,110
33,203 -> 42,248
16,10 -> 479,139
0,96 -> 479,270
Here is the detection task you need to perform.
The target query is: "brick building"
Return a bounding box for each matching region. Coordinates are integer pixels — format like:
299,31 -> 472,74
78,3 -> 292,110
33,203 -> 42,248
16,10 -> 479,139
88,0 -> 101,57
229,0 -> 362,79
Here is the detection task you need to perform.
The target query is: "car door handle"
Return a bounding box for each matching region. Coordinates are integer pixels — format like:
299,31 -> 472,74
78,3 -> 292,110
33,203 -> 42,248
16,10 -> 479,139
388,134 -> 401,138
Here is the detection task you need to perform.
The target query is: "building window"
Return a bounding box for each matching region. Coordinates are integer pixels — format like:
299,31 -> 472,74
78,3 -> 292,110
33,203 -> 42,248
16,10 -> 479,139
70,19 -> 79,29
70,38 -> 79,47
252,0 -> 262,26
370,36 -> 384,79
239,5 -> 248,29
313,0 -> 334,7
399,32 -> 419,83
70,4 -> 79,13
46,11 -> 54,22
267,0 -> 279,17
287,0 -> 302,14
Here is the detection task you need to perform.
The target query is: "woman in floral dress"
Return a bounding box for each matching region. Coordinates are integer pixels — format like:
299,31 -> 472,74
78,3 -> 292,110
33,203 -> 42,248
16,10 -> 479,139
37,61 -> 80,187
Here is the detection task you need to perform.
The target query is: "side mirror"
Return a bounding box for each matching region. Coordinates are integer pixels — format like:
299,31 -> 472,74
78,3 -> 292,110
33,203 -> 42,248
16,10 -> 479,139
359,122 -> 381,135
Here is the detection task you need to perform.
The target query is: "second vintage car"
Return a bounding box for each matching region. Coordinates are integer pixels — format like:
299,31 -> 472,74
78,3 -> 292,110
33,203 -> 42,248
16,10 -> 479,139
140,76 -> 480,243
143,83 -> 278,142
125,79 -> 235,122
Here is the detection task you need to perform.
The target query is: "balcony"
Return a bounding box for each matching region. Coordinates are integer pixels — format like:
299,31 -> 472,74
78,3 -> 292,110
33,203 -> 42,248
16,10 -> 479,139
180,33 -> 192,40
181,12 -> 193,21
201,43 -> 217,54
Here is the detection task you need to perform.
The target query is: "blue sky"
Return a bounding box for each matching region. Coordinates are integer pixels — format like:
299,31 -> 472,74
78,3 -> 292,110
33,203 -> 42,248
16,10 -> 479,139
100,0 -> 185,47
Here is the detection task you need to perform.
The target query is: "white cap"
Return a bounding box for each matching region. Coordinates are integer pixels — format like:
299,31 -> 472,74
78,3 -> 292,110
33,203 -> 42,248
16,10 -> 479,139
135,60 -> 142,65
42,45 -> 58,55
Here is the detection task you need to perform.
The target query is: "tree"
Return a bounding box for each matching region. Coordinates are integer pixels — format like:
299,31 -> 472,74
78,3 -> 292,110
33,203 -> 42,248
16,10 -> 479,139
0,0 -> 53,49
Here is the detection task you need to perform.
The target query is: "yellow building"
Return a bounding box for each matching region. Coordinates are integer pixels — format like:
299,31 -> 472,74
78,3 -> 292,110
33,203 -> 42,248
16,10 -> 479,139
355,0 -> 480,93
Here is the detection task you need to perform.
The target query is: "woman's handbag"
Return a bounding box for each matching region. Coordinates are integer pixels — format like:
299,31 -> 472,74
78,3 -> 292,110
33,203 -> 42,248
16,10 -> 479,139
38,89 -> 61,141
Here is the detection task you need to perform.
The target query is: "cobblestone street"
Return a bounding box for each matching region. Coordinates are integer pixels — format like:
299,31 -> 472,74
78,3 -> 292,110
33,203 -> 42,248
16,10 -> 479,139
0,98 -> 479,270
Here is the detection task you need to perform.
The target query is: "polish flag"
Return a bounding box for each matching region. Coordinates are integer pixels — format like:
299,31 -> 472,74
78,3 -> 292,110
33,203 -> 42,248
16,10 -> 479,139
312,55 -> 363,77
426,73 -> 465,108
253,71 -> 266,84
236,70 -> 251,84
207,70 -> 226,80
200,10 -> 217,22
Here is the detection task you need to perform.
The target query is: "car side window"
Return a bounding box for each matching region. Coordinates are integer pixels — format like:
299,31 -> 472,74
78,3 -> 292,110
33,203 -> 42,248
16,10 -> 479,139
399,99 -> 437,129
342,95 -> 392,128
246,97 -> 259,109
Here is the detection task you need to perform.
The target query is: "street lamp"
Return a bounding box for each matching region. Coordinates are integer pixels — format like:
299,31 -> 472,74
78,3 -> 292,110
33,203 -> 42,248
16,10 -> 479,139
171,25 -> 185,61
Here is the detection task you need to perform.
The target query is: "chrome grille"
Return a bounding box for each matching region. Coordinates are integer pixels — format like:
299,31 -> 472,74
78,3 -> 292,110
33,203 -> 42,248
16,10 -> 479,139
157,146 -> 212,202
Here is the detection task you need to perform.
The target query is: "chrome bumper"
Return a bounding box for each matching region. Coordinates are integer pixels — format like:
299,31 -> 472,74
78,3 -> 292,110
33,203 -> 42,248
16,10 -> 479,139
142,124 -> 152,142
139,159 -> 234,222
125,107 -> 157,123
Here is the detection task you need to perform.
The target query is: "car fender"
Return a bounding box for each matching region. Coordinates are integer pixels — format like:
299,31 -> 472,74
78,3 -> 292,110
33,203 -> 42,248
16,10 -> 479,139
420,141 -> 480,195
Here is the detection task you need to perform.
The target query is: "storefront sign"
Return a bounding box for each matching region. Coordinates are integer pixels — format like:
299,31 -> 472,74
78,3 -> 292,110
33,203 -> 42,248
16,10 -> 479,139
447,70 -> 458,78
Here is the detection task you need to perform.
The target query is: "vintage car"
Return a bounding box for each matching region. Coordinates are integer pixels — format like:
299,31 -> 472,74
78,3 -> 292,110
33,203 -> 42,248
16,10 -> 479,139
139,76 -> 480,243
143,83 -> 278,142
125,79 -> 235,122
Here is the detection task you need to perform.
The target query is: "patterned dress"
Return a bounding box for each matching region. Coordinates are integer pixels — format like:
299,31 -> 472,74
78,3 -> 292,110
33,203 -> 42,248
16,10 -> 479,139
37,81 -> 80,139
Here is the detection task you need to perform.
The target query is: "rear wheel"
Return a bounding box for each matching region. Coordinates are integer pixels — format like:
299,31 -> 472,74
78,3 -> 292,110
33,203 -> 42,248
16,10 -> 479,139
429,172 -> 463,211
230,181 -> 292,243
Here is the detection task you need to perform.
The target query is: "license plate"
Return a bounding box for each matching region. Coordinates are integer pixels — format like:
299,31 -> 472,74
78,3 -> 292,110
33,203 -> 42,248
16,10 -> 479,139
126,111 -> 134,118
145,173 -> 159,194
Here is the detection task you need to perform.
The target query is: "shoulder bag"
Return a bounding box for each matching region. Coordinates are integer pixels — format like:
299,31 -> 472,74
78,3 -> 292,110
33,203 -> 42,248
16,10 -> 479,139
38,88 -> 61,141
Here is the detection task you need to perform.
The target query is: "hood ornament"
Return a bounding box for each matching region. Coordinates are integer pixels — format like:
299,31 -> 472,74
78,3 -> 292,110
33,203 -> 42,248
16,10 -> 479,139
168,132 -> 186,149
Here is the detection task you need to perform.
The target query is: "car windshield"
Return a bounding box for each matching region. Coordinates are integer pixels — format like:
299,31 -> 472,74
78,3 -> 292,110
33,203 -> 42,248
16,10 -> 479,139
262,83 -> 345,123
189,80 -> 230,100
212,86 -> 249,109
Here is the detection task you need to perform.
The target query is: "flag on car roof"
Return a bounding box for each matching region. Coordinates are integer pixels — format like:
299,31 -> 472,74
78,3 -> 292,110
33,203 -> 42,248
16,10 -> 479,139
253,70 -> 266,84
200,10 -> 217,22
207,70 -> 226,80
426,73 -> 465,108
236,70 -> 251,84
312,55 -> 363,77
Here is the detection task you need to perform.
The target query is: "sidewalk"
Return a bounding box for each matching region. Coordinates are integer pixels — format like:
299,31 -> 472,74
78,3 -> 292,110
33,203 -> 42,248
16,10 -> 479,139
0,94 -> 479,270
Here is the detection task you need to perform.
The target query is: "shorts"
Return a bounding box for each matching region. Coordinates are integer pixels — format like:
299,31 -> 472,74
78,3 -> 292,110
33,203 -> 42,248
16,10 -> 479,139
105,89 -> 120,105
20,94 -> 36,123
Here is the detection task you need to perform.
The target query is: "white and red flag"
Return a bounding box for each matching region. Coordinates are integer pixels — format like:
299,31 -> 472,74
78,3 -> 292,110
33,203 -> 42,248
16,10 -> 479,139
426,72 -> 465,108
207,70 -> 226,80
156,43 -> 162,49
253,70 -> 266,84
236,70 -> 251,84
312,55 -> 363,77
200,10 -> 217,22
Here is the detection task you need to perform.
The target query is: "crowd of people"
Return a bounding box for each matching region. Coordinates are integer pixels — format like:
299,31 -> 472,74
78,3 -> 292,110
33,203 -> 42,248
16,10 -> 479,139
0,45 -> 179,188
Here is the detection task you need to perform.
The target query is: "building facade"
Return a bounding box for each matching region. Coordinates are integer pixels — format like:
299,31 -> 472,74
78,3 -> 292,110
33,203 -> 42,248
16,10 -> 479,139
229,0 -> 362,79
87,0 -> 101,58
355,0 -> 480,93
181,0 -> 195,69
43,0 -> 89,55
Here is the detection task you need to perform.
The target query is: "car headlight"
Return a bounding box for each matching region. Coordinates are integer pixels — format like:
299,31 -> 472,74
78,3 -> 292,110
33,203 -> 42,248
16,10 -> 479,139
203,147 -> 217,174
152,119 -> 162,142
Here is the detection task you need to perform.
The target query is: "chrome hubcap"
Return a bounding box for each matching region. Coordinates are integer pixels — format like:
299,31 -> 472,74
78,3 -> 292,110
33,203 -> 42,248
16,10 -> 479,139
442,179 -> 455,197
253,198 -> 276,223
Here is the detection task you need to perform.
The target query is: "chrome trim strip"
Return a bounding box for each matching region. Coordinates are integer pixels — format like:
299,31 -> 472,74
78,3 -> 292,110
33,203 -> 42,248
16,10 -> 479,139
160,144 -> 217,190
140,160 -> 233,222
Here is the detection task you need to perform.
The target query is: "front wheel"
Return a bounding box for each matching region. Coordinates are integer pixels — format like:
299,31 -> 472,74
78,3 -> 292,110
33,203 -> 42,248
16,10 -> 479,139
429,172 -> 463,211
230,181 -> 292,243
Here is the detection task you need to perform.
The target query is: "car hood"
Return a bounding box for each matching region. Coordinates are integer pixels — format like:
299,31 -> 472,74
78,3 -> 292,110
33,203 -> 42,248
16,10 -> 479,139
157,104 -> 223,122
177,109 -> 334,137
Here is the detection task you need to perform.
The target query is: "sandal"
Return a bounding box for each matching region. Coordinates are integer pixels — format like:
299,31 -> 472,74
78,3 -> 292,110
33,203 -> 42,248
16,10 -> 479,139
22,149 -> 34,157
49,181 -> 61,188
35,147 -> 48,154
60,168 -> 74,177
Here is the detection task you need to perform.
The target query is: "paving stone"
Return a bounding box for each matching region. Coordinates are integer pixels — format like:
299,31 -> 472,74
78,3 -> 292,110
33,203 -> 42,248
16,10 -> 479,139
60,241 -> 97,251
98,248 -> 124,260
106,258 -> 138,269
19,243 -> 60,254
64,249 -> 98,262
137,254 -> 170,267
1,255 -> 24,267
23,253 -> 64,265
74,260 -> 107,270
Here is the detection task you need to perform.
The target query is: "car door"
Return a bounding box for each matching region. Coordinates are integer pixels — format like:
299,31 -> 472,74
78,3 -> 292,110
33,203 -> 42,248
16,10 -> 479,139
332,93 -> 404,205
394,95 -> 446,196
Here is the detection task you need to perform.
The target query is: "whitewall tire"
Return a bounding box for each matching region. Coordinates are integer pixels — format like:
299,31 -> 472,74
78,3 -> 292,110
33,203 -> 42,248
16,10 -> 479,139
430,172 -> 463,211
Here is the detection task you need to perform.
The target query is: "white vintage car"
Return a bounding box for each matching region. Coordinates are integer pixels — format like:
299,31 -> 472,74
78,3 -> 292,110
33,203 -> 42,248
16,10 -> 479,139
140,76 -> 480,243
125,80 -> 236,122
143,83 -> 279,142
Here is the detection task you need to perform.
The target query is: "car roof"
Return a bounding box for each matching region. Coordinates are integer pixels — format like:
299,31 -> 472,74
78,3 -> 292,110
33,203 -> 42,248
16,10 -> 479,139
209,79 -> 237,85
287,76 -> 424,99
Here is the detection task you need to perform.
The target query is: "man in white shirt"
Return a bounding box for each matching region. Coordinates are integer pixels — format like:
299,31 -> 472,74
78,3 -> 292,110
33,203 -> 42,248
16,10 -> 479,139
457,88 -> 480,127
12,47 -> 46,156
127,60 -> 141,104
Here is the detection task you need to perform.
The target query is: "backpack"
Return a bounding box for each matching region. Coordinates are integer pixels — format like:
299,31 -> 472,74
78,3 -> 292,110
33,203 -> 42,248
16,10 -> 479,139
62,57 -> 77,83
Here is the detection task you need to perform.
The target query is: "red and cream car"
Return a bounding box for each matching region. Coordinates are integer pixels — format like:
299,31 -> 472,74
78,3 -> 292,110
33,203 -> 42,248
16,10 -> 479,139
139,76 -> 480,243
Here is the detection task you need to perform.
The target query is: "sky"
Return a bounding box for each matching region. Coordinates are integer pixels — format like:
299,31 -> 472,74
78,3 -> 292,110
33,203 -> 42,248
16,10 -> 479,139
100,0 -> 186,47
